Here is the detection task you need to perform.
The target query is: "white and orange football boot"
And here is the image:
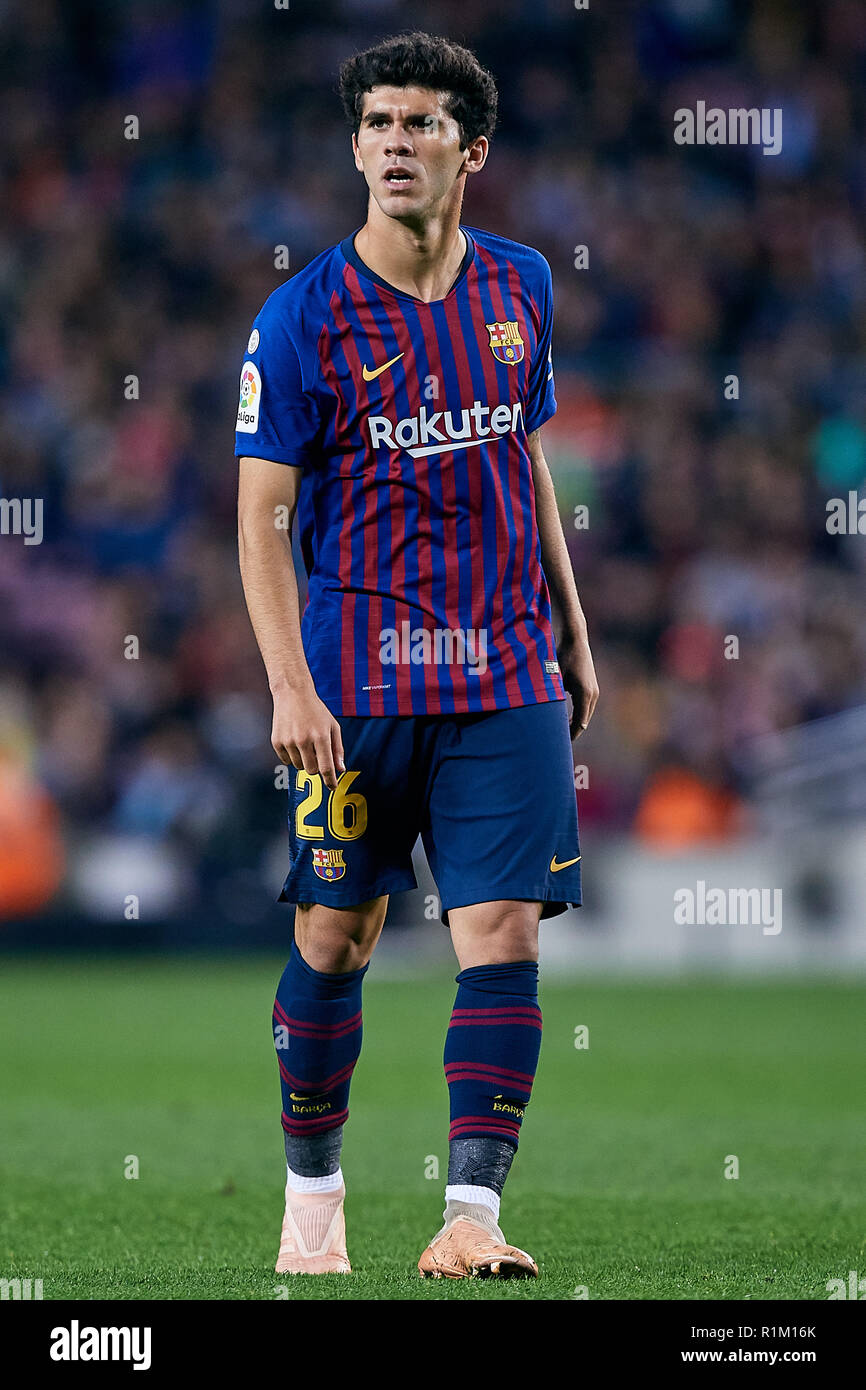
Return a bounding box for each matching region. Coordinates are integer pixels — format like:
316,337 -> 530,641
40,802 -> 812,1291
418,1201 -> 538,1280
275,1176 -> 351,1275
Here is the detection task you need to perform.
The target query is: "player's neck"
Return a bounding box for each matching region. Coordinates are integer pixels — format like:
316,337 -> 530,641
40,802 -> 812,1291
354,202 -> 467,303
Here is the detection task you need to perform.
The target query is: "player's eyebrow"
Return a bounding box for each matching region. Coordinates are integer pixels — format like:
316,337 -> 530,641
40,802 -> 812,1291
361,110 -> 437,125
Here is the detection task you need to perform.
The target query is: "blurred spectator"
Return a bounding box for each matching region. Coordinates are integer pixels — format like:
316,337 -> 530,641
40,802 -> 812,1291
635,761 -> 748,850
0,749 -> 64,918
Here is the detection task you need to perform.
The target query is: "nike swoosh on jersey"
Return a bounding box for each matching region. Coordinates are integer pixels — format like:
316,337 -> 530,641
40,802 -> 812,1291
549,854 -> 581,872
362,352 -> 405,381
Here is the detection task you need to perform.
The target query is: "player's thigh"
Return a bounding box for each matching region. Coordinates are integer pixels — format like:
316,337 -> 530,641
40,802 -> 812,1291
294,896 -> 389,973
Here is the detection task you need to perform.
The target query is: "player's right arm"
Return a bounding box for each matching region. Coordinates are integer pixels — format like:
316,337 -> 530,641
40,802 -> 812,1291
237,455 -> 345,791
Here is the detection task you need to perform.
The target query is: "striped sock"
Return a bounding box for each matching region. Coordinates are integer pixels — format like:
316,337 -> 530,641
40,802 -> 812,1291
272,939 -> 367,1177
443,960 -> 542,1158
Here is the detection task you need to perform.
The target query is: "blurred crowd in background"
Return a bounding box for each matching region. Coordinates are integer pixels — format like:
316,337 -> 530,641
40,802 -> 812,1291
1,0 -> 864,933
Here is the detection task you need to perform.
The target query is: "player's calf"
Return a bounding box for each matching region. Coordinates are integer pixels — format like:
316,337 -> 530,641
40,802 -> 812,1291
419,957 -> 543,1278
271,929 -> 373,1272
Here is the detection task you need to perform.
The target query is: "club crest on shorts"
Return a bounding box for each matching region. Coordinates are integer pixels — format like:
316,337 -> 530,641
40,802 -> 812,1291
311,848 -> 347,881
485,320 -> 524,365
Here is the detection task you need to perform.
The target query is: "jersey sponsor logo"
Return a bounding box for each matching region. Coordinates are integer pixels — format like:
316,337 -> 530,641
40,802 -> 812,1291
236,361 -> 261,432
312,847 -> 347,881
367,399 -> 523,458
549,854 -> 581,873
486,320 -> 525,365
362,351 -> 404,382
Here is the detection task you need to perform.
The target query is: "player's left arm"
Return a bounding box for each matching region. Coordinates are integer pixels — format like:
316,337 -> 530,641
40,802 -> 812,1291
528,427 -> 599,739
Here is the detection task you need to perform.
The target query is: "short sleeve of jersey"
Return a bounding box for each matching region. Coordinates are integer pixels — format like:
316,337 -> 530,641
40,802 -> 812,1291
524,257 -> 557,435
234,300 -> 322,468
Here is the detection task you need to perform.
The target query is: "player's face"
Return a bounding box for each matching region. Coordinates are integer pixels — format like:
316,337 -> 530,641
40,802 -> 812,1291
352,85 -> 486,219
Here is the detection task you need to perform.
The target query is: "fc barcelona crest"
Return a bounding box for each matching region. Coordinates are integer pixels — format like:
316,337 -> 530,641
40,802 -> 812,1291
486,320 -> 525,365
312,848 -> 347,881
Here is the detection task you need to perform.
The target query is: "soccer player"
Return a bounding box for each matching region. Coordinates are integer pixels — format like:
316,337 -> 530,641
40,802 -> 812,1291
236,31 -> 598,1279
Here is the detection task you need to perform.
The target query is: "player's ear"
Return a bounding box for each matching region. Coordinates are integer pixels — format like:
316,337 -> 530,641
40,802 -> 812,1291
463,135 -> 489,176
351,132 -> 364,172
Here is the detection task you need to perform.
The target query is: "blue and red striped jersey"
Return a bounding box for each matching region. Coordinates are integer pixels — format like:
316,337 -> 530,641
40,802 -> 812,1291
235,224 -> 565,716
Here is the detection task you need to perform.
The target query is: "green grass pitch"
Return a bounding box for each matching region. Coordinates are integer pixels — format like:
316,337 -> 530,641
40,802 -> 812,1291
1,956 -> 863,1300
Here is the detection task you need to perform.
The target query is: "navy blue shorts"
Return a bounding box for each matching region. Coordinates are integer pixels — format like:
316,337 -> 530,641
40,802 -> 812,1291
278,699 -> 581,923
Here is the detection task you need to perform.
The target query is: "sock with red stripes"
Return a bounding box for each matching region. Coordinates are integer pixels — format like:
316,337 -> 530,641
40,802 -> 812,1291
273,938 -> 368,1178
443,960 -> 542,1209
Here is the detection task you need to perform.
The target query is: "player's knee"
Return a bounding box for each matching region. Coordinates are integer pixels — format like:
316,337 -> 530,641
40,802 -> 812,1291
500,900 -> 542,930
294,898 -> 385,972
449,900 -> 540,967
495,921 -> 539,963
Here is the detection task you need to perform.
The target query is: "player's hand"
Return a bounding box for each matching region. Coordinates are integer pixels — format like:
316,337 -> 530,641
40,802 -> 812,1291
271,684 -> 345,791
558,634 -> 599,740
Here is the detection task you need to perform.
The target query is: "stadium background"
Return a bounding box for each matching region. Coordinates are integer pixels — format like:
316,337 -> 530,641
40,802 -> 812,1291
1,0 -> 865,1302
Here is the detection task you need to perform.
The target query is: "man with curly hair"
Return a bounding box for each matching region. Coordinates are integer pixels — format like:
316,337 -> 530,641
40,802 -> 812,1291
236,30 -> 598,1280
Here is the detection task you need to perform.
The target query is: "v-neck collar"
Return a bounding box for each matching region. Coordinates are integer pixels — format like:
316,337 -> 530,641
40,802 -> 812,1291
340,227 -> 475,305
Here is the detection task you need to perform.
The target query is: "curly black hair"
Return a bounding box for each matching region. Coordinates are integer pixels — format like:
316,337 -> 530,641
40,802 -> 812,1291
339,31 -> 498,149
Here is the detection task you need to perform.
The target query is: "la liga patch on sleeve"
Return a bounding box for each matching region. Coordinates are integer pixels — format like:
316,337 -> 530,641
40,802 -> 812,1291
236,361 -> 261,432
